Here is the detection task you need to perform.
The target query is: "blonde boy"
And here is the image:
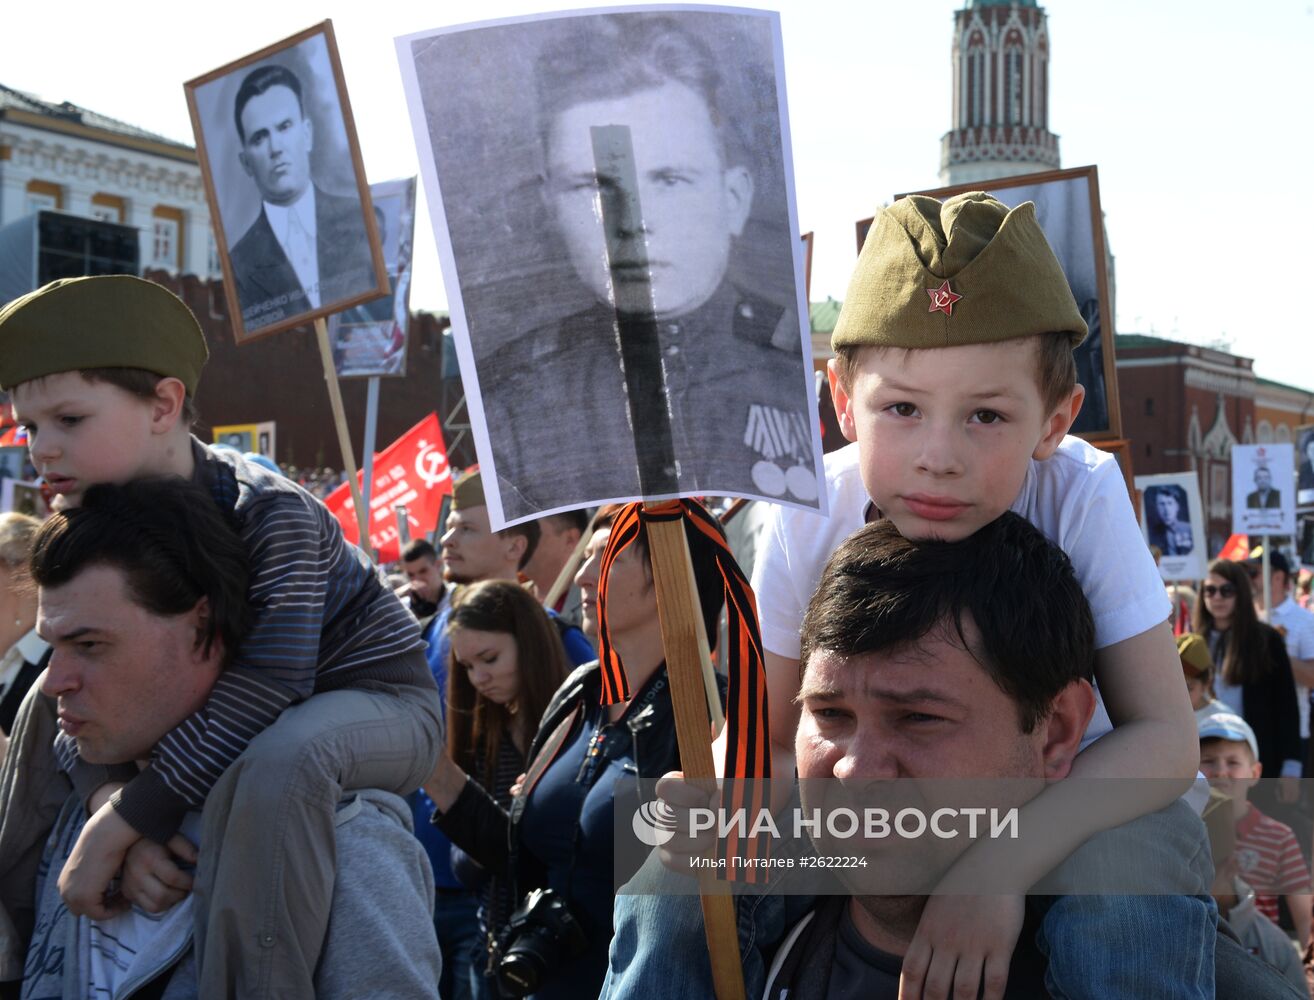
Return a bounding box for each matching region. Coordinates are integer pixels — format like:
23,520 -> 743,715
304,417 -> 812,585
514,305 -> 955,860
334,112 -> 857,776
1200,712 -> 1312,946
749,193 -> 1203,998
0,275 -> 443,997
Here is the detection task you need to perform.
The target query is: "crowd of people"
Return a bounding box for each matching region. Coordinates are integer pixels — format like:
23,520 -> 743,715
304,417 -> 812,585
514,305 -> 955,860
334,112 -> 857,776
0,189 -> 1313,1000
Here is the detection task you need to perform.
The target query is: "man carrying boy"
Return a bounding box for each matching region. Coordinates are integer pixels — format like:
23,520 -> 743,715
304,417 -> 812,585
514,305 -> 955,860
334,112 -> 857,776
734,191 -> 1202,997
23,479 -> 443,998
1199,712 -> 1312,947
605,516 -> 1295,999
0,274 -> 443,998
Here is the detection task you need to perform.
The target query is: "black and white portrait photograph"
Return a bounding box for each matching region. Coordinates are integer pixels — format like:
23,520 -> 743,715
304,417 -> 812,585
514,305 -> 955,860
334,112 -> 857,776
1135,472 -> 1207,582
1231,442 -> 1296,538
1145,484 -> 1193,555
1298,424 -> 1314,507
1300,516 -> 1314,570
1246,464 -> 1281,509
398,8 -> 823,527
327,177 -> 417,378
186,21 -> 387,343
889,165 -> 1120,440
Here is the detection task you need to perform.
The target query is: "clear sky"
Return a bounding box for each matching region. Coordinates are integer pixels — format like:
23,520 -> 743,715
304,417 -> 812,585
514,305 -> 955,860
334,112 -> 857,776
9,0 -> 1313,389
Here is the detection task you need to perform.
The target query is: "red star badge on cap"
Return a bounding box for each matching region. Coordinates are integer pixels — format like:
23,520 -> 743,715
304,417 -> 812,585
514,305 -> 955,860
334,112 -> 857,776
927,280 -> 962,317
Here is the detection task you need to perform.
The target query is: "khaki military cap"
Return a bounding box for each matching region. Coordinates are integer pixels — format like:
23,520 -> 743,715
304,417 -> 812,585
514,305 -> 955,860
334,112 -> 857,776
451,469 -> 485,511
832,192 -> 1088,351
0,275 -> 208,394
1176,633 -> 1213,678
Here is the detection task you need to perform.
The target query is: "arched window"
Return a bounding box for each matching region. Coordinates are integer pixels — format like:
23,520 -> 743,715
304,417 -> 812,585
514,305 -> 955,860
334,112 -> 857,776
967,32 -> 986,127
1003,33 -> 1025,126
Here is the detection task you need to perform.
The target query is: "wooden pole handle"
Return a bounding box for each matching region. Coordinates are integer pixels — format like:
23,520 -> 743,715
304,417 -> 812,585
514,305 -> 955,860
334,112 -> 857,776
314,318 -> 371,556
644,509 -> 745,1000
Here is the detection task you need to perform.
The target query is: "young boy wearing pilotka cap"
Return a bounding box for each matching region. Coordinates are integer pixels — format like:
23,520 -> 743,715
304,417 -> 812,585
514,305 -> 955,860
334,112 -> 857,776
1181,632 -> 1230,724
736,192 -> 1210,998
0,275 -> 444,997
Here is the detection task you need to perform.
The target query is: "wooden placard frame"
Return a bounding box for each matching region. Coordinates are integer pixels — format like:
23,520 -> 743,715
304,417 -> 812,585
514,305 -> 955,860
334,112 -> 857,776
184,20 -> 388,345
856,165 -> 1123,441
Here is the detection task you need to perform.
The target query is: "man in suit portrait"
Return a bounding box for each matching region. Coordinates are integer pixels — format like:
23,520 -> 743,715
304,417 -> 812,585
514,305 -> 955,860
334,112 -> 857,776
228,64 -> 375,333
484,15 -> 816,522
1246,465 -> 1281,509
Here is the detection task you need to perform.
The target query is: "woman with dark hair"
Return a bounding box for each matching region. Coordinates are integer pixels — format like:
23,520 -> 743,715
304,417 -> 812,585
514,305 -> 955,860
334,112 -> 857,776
1192,558 -> 1301,798
425,502 -> 729,1000
443,580 -> 569,998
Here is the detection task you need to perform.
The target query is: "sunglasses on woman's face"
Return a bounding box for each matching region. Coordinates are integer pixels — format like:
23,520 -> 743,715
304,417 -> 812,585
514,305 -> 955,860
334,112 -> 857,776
1204,584 -> 1236,598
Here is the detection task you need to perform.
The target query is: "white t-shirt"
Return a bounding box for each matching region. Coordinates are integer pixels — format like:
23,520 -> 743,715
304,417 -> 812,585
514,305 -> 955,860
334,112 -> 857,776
1268,596 -> 1314,739
752,437 -> 1171,750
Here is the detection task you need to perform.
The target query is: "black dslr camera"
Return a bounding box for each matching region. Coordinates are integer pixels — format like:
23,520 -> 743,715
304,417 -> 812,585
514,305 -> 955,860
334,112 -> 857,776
495,888 -> 588,996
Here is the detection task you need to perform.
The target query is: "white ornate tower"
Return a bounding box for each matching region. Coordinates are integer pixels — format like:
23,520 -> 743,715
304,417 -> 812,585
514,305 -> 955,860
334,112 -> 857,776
940,0 -> 1061,185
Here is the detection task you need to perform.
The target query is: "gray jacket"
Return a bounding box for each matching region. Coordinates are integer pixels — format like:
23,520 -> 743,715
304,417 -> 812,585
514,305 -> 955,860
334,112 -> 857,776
22,789 -> 441,999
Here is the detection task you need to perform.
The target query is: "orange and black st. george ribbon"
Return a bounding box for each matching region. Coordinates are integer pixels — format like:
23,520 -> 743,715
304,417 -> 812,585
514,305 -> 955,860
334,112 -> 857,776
595,500 -> 772,881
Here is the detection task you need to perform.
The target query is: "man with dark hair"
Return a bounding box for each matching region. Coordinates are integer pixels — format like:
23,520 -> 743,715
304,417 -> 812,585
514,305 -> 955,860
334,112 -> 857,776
20,479 -> 441,998
228,62 -> 374,331
1247,466 -> 1282,509
604,514 -> 1295,999
486,14 -> 815,520
401,537 -> 446,620
523,509 -> 590,624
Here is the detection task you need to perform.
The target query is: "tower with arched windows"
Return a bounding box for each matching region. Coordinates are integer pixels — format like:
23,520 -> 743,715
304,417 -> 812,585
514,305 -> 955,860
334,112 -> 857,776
941,0 -> 1061,185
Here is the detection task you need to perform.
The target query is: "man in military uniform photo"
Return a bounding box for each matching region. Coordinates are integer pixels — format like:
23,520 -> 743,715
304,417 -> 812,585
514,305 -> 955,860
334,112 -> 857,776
228,64 -> 375,333
482,15 -> 817,521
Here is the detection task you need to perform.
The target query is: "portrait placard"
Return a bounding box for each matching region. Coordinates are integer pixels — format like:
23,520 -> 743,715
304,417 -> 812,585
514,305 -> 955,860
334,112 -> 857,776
0,446 -> 26,482
1297,423 -> 1314,507
185,21 -> 388,344
397,7 -> 823,528
1231,442 -> 1295,537
255,421 -> 277,460
212,423 -> 258,452
1134,472 -> 1207,582
874,166 -> 1122,440
327,177 -> 418,378
1299,515 -> 1314,570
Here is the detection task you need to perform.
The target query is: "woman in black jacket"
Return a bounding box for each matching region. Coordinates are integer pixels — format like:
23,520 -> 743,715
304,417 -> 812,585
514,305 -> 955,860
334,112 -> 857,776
1193,558 -> 1301,802
425,503 -> 729,1000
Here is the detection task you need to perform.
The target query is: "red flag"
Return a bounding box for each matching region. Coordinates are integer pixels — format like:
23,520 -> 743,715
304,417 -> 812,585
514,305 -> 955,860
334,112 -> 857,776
1216,533 -> 1249,562
325,413 -> 451,562
0,401 -> 24,447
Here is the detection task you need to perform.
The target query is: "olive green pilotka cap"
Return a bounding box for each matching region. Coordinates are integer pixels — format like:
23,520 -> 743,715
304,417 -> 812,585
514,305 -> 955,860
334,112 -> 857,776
0,275 -> 209,394
831,192 -> 1088,350
451,468 -> 485,511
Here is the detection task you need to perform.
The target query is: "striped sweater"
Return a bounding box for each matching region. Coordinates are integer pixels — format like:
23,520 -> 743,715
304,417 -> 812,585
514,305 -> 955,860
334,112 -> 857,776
55,439 -> 428,841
